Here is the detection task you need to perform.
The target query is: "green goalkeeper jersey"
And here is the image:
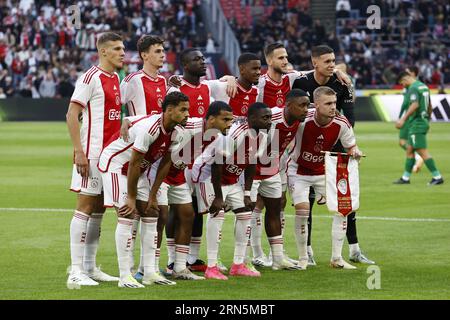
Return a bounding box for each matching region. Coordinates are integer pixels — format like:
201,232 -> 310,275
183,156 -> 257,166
405,80 -> 430,134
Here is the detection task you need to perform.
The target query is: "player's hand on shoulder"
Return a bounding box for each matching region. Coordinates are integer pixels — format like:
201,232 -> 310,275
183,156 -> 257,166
222,75 -> 237,98
168,75 -> 182,88
335,69 -> 352,86
74,150 -> 89,178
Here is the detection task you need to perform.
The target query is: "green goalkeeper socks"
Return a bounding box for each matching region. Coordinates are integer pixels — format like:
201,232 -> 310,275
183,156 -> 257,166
424,158 -> 441,178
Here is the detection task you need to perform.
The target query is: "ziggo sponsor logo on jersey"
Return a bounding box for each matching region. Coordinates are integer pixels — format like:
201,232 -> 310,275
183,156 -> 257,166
301,151 -> 324,163
108,109 -> 121,121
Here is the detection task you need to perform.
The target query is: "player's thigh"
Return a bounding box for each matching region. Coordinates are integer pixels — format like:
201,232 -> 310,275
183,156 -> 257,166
195,181 -> 215,214
288,174 -> 313,206
71,159 -> 103,196
168,183 -> 192,205
408,132 -> 427,150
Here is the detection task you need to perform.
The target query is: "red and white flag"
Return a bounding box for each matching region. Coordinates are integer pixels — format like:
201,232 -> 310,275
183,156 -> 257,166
324,152 -> 360,216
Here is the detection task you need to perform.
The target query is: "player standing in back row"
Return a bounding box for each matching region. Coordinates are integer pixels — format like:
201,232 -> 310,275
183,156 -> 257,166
66,32 -> 124,288
292,45 -> 374,265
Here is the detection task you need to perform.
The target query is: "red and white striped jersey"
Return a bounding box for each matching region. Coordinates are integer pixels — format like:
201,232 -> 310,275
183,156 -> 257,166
211,81 -> 259,117
167,78 -> 228,118
70,65 -> 122,159
257,71 -> 302,108
98,114 -> 181,175
192,120 -> 267,185
120,70 -> 167,116
162,117 -> 207,186
287,110 -> 356,176
255,106 -> 301,180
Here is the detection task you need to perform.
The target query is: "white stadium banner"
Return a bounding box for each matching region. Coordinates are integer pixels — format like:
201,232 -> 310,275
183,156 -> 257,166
324,152 -> 360,217
375,94 -> 450,122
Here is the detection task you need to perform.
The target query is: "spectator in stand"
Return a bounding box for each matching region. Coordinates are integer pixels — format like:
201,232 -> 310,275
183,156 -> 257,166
38,70 -> 56,98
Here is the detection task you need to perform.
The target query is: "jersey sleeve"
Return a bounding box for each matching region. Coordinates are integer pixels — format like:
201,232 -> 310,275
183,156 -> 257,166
256,77 -> 265,102
408,86 -> 419,103
338,84 -> 355,127
339,124 -> 356,149
205,79 -> 228,101
167,86 -> 181,94
70,76 -> 94,108
287,70 -> 304,88
120,77 -> 136,105
132,127 -> 157,154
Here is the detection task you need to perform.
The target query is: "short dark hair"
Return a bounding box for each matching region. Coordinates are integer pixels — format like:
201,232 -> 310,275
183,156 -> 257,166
162,91 -> 189,112
96,32 -> 122,49
247,102 -> 270,117
397,71 -> 411,84
313,86 -> 336,101
264,43 -> 285,58
206,101 -> 232,119
407,65 -> 419,77
311,45 -> 334,58
137,35 -> 164,60
286,89 -> 308,102
238,53 -> 260,66
180,48 -> 200,67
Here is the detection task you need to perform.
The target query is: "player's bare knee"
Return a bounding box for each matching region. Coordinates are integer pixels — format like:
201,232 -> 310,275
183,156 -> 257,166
295,202 -> 310,212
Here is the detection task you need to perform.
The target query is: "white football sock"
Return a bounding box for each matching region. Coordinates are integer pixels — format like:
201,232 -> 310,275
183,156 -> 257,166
331,214 -> 347,261
268,235 -> 284,263
294,209 -> 309,260
166,238 -> 176,265
349,243 -> 361,256
155,248 -> 161,271
307,245 -> 314,256
250,208 -> 264,258
206,210 -> 225,267
280,210 -> 286,237
187,236 -> 202,264
129,215 -> 140,273
70,210 -> 89,273
233,212 -> 252,264
174,244 -> 190,273
140,217 -> 158,275
115,218 -> 133,278
83,212 -> 103,273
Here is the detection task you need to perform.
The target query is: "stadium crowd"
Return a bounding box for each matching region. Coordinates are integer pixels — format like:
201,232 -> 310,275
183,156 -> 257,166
231,0 -> 450,88
0,0 -> 206,98
0,0 -> 449,98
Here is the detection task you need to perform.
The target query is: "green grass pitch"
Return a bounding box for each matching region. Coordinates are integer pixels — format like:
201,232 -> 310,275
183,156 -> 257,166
0,121 -> 449,300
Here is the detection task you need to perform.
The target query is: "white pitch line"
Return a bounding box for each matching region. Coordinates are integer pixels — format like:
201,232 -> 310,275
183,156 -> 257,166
1,207 -> 449,222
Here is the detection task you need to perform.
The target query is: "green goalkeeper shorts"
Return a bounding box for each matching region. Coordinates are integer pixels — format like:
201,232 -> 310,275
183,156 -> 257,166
399,124 -> 409,140
408,132 -> 427,150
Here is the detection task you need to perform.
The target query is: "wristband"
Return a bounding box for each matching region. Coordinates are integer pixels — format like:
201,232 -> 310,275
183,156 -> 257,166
244,190 -> 251,197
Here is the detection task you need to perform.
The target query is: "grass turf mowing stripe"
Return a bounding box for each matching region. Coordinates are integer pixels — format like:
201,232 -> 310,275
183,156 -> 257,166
1,207 -> 450,223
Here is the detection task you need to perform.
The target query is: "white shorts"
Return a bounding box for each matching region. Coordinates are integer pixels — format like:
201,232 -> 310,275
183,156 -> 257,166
195,181 -> 245,213
288,174 -> 326,205
157,182 -> 192,206
70,159 -> 103,196
102,171 -> 150,208
250,173 -> 282,202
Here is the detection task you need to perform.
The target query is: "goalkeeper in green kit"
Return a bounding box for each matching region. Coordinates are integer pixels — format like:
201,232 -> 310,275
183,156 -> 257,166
394,71 -> 444,185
